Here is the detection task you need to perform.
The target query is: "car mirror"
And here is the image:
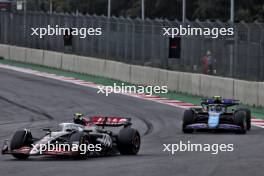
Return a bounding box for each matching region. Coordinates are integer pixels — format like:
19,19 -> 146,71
42,128 -> 51,134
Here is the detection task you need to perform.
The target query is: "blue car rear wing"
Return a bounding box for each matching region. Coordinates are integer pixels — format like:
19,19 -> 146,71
201,98 -> 239,107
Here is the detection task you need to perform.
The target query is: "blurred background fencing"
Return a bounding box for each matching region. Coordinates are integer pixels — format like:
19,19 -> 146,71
0,11 -> 263,81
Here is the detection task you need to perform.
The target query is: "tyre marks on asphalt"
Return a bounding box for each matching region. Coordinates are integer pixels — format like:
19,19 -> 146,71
0,95 -> 54,120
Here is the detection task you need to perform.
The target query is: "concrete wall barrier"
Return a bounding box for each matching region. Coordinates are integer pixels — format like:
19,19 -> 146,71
178,72 -> 201,95
125,65 -> 143,84
74,55 -> 90,74
200,75 -> 234,98
130,65 -> 168,86
25,48 -> 44,65
129,65 -> 148,85
10,46 -> 26,62
43,50 -> 62,69
234,80 -> 259,106
104,60 -> 131,82
61,54 -> 75,72
156,69 -> 169,87
167,70 -> 180,92
74,56 -> 105,77
1,44 -> 263,107
0,44 -> 10,59
258,82 -> 264,107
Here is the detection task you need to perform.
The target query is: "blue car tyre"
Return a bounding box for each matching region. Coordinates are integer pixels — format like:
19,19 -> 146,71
234,111 -> 247,134
182,109 -> 194,133
236,108 -> 251,130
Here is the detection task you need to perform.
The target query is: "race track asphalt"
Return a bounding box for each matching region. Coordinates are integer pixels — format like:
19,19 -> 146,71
0,68 -> 263,176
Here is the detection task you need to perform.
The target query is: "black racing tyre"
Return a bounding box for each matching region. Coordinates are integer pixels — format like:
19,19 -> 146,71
117,127 -> 141,155
182,109 -> 194,133
10,130 -> 33,159
191,107 -> 203,113
237,108 -> 251,130
234,111 -> 247,134
69,132 -> 89,159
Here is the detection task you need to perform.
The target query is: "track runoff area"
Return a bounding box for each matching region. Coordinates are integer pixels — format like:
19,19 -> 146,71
0,63 -> 263,129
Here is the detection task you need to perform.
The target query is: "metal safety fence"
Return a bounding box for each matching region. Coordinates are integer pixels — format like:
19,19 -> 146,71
0,11 -> 263,81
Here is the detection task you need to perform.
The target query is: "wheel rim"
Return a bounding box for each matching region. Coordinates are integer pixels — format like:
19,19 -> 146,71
133,135 -> 140,149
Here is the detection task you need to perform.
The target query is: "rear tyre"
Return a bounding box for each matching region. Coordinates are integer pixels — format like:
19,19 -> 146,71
69,132 -> 89,159
182,109 -> 194,133
117,127 -> 141,155
237,108 -> 251,130
234,111 -> 247,134
10,130 -> 32,159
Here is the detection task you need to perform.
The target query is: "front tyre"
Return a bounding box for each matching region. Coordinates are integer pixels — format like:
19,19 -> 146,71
234,111 -> 247,134
69,132 -> 89,159
117,127 -> 141,155
10,130 -> 33,159
237,108 -> 251,130
182,109 -> 194,133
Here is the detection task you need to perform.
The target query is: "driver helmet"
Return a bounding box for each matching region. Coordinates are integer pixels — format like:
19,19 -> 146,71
73,113 -> 85,125
213,96 -> 222,103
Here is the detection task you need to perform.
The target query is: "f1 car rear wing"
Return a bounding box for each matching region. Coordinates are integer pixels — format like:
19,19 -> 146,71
201,98 -> 239,107
89,116 -> 132,127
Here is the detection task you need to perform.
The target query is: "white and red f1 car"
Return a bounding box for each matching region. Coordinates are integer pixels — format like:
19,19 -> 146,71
2,116 -> 141,159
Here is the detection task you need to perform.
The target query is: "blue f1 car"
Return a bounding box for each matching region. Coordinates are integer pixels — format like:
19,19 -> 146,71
182,96 -> 251,134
